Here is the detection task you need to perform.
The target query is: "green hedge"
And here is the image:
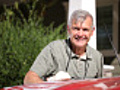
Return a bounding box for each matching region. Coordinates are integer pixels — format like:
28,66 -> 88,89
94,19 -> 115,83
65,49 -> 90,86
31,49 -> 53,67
0,1 -> 66,88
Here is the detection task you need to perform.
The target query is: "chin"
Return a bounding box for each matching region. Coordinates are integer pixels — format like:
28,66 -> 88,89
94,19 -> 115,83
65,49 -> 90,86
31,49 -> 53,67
76,45 -> 85,48
73,43 -> 86,48
71,39 -> 87,47
74,42 -> 86,47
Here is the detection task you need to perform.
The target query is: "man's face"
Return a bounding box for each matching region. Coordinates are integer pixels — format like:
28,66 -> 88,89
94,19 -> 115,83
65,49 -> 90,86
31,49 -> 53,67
68,16 -> 94,48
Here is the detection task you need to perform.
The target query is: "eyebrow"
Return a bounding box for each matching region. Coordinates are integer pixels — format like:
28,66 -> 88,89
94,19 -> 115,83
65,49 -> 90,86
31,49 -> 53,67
72,27 -> 91,32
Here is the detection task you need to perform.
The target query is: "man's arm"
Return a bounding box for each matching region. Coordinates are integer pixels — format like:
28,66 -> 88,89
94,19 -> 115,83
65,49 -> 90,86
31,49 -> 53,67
24,70 -> 44,84
98,54 -> 104,78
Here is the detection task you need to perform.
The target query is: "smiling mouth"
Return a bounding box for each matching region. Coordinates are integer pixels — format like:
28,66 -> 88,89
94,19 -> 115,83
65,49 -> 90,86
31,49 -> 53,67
75,35 -> 86,41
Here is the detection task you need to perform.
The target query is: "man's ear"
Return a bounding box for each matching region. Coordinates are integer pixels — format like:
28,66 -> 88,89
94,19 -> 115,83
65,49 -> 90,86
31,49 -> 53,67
91,26 -> 95,36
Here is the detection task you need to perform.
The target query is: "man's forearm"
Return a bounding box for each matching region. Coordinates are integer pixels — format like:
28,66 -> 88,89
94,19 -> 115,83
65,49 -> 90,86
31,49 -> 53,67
24,71 -> 44,84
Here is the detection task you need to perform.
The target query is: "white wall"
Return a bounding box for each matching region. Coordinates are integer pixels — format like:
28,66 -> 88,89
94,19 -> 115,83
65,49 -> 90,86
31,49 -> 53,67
68,0 -> 97,49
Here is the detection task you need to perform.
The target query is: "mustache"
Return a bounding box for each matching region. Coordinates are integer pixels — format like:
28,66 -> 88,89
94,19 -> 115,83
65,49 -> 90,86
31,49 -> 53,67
68,34 -> 87,39
75,35 -> 87,39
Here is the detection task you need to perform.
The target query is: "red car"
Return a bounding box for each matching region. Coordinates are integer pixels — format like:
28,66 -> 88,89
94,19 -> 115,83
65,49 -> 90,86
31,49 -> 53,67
1,76 -> 120,90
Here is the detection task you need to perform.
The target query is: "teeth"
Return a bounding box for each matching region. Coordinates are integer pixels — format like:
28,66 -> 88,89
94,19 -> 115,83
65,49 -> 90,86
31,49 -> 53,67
75,35 -> 86,41
82,36 -> 85,38
75,35 -> 85,39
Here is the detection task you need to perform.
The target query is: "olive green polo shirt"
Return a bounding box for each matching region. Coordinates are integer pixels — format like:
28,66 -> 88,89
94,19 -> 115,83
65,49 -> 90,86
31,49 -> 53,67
30,39 -> 104,80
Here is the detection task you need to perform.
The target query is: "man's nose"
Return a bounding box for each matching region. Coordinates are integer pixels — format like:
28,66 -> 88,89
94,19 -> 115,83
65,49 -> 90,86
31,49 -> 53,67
77,29 -> 84,36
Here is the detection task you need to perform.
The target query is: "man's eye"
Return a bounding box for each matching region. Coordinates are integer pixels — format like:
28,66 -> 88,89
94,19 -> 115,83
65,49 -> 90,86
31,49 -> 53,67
72,27 -> 79,30
82,28 -> 89,31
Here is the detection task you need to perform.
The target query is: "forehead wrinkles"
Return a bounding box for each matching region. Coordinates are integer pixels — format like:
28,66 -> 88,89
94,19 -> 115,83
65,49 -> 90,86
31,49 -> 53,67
72,17 -> 86,25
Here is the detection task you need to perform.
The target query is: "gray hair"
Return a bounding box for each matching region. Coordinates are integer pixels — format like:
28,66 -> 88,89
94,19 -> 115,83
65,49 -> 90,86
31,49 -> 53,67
68,9 -> 94,28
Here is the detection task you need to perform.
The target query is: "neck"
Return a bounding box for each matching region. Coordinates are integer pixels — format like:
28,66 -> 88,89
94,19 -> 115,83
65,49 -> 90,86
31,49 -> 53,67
72,45 -> 86,56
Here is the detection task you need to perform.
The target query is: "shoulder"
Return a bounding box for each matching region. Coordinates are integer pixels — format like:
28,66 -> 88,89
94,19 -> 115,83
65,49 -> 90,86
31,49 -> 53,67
87,45 -> 103,56
50,39 -> 65,45
40,39 -> 66,53
48,39 -> 66,48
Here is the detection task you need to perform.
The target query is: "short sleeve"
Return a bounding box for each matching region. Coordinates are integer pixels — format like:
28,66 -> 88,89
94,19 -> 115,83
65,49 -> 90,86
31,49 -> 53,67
30,43 -> 56,78
97,53 -> 104,78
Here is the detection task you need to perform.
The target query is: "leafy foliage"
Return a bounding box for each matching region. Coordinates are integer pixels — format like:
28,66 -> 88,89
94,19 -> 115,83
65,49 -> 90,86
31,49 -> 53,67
0,1 -> 66,88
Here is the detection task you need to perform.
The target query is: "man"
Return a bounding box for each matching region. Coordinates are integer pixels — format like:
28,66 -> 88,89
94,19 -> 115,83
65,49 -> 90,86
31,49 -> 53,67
24,9 -> 104,84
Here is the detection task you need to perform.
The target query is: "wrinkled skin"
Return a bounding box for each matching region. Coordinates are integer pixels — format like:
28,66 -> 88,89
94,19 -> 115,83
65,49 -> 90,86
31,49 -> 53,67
68,16 -> 95,50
